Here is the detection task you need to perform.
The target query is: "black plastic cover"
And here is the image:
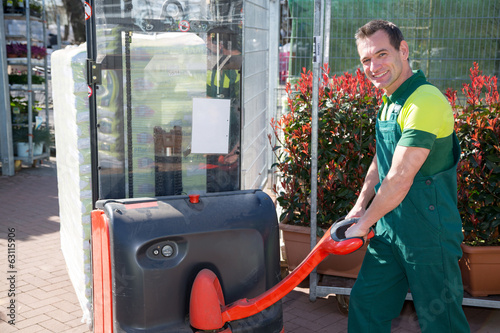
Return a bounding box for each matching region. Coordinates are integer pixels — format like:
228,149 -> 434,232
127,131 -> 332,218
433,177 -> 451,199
96,190 -> 283,332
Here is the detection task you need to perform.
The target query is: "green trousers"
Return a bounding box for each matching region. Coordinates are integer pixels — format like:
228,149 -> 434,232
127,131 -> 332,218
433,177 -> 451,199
348,236 -> 470,333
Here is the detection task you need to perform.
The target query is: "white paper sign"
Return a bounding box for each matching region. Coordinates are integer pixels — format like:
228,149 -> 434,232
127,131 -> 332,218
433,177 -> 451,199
191,98 -> 230,154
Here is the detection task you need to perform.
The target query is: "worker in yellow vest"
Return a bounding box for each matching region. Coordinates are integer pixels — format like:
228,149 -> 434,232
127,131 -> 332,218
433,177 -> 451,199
205,29 -> 241,192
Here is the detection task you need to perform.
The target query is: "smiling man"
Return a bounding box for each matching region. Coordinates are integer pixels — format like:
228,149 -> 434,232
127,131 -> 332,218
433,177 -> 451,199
344,20 -> 470,333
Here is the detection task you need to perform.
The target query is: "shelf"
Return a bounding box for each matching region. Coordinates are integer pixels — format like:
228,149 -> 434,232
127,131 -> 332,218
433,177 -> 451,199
5,35 -> 44,43
14,151 -> 50,162
9,83 -> 46,91
7,57 -> 45,65
2,6 -> 49,173
4,16 -> 44,41
3,13 -> 43,21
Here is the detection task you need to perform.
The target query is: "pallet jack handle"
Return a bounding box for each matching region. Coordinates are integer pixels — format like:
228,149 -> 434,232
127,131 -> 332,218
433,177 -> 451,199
190,218 -> 374,331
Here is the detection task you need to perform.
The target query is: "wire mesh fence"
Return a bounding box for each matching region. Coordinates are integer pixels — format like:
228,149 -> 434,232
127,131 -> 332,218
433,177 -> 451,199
279,0 -> 500,93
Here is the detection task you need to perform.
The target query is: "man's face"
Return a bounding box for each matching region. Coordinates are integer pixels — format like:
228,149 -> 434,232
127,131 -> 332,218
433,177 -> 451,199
357,30 -> 409,95
207,33 -> 222,54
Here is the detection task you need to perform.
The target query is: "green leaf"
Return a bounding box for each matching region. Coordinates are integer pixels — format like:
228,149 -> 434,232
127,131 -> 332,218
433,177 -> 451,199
270,162 -> 280,169
486,154 -> 500,163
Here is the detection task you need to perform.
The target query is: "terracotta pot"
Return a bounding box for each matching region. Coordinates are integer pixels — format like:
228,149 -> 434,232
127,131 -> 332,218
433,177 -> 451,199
280,223 -> 367,278
459,243 -> 500,297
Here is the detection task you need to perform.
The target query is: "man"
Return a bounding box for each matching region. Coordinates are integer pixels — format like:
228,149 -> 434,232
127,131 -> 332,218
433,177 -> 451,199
344,20 -> 470,333
205,30 -> 241,192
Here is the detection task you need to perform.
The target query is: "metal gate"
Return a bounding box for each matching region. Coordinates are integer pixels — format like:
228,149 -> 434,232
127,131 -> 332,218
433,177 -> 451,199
273,0 -> 500,309
281,0 -> 500,91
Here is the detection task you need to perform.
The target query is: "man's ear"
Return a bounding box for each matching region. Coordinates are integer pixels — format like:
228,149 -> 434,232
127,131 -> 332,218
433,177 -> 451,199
399,40 -> 409,61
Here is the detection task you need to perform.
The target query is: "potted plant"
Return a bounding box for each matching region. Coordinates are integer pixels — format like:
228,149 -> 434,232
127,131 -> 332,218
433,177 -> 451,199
10,95 -> 28,123
33,127 -> 51,155
10,95 -> 39,123
3,0 -> 15,13
11,125 -> 48,158
12,126 -> 30,157
8,72 -> 45,85
6,43 -> 18,58
29,0 -> 42,17
31,45 -> 47,59
8,73 -> 29,85
446,62 -> 500,297
269,66 -> 381,277
11,126 -> 48,157
6,43 -> 28,58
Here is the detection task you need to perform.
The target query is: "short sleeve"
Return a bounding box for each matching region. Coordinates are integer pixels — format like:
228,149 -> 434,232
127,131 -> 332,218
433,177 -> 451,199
397,85 -> 454,148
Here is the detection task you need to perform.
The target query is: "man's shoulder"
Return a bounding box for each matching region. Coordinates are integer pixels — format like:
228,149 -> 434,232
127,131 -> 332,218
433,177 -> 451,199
407,84 -> 450,107
399,83 -> 454,138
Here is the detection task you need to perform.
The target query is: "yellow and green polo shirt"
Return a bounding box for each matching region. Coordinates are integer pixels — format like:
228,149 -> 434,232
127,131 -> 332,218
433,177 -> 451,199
379,70 -> 455,176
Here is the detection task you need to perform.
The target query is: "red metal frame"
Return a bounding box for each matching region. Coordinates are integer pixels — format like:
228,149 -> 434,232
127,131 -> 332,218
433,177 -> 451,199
91,210 -> 113,333
190,224 -> 373,331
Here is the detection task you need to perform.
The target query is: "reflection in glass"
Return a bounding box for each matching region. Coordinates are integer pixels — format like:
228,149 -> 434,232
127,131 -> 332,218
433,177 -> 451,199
93,0 -> 243,199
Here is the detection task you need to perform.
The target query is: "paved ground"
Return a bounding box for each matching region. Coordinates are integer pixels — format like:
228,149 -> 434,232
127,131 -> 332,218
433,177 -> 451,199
0,158 -> 499,332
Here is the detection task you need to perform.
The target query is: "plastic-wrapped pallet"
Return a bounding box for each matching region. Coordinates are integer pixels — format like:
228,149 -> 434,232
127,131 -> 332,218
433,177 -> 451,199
52,33 -> 210,325
51,43 -> 93,326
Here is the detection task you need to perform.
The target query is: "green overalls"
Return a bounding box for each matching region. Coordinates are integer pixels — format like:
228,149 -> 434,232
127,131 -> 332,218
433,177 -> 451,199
348,75 -> 470,333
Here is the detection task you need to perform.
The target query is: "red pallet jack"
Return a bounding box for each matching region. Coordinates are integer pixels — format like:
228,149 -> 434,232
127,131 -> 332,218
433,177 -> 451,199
189,218 -> 374,332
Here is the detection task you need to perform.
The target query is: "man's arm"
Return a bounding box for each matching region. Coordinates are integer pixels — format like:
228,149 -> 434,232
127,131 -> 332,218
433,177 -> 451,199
345,145 -> 430,238
346,154 -> 379,218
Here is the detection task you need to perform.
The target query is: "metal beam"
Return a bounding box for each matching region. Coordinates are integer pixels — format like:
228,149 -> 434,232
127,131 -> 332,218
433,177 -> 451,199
0,4 -> 15,176
309,0 -> 322,302
268,0 -> 280,177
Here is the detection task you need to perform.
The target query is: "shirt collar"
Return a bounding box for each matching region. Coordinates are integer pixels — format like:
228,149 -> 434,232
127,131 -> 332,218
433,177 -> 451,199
385,70 -> 426,104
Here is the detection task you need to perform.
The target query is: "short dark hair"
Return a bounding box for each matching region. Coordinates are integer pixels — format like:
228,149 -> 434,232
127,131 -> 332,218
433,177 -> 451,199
355,20 -> 405,51
208,30 -> 241,52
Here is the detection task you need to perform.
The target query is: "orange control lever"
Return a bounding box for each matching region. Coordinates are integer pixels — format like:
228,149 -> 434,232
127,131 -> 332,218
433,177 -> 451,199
190,218 -> 374,331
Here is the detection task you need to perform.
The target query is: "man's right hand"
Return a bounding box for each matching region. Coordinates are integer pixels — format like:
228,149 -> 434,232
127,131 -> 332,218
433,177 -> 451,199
346,205 -> 366,220
344,220 -> 370,240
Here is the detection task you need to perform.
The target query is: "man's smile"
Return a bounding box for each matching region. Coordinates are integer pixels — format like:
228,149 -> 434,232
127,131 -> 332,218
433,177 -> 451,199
372,70 -> 388,78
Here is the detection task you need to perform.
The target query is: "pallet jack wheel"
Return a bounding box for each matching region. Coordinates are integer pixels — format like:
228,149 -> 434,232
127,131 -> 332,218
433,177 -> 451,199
336,294 -> 349,315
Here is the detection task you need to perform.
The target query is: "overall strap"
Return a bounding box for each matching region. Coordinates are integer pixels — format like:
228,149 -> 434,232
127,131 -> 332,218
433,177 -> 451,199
389,76 -> 431,119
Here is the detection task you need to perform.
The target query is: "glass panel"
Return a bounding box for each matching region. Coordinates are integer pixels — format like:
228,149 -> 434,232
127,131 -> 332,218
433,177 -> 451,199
93,0 -> 243,199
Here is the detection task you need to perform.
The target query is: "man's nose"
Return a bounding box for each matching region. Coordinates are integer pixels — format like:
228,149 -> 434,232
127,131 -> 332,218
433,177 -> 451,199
370,59 -> 381,73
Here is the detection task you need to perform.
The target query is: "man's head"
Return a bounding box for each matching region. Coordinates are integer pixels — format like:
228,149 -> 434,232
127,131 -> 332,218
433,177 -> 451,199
355,20 -> 413,95
355,20 -> 405,52
207,28 -> 242,55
